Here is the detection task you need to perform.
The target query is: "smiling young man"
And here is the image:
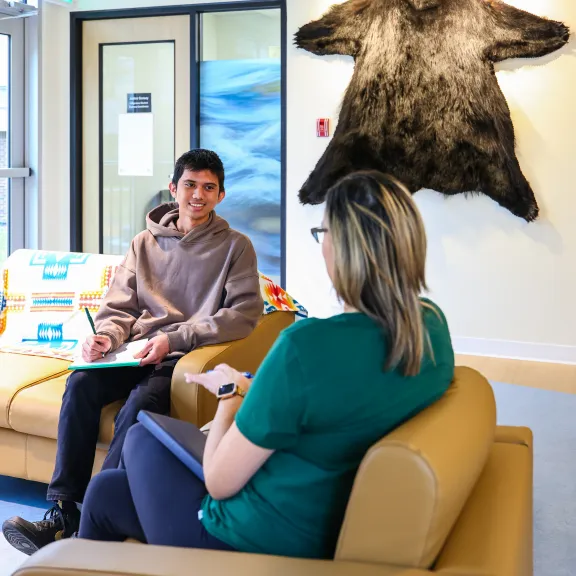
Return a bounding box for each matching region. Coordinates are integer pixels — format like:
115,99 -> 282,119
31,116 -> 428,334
2,149 -> 263,555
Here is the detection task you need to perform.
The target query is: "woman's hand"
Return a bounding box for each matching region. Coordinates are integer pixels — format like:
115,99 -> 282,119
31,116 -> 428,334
189,366 -> 272,501
134,334 -> 170,366
82,335 -> 112,362
185,364 -> 253,397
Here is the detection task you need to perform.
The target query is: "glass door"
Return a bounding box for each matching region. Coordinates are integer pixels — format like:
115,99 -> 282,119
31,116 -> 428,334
74,4 -> 284,284
200,9 -> 282,283
81,16 -> 190,255
0,19 -> 26,266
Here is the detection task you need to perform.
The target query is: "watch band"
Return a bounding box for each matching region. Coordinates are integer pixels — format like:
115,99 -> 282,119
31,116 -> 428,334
220,387 -> 246,400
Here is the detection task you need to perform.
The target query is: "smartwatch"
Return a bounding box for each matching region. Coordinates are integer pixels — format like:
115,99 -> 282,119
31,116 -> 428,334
216,382 -> 247,400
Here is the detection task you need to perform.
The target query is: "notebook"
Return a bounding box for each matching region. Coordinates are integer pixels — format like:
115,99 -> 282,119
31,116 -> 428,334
137,411 -> 207,481
68,339 -> 149,370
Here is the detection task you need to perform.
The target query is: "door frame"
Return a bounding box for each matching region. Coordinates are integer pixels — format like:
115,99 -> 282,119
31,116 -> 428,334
70,0 -> 287,286
0,18 -> 26,256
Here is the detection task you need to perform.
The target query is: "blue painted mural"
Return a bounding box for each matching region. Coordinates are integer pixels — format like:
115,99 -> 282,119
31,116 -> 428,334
200,59 -> 282,282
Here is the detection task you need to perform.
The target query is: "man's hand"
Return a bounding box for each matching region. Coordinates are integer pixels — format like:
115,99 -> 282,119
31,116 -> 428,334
82,335 -> 112,363
134,334 -> 170,366
185,364 -> 253,397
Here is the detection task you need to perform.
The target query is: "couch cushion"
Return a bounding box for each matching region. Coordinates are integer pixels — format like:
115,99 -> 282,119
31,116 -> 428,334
335,366 -> 497,569
0,426 -> 27,478
9,373 -> 122,445
26,435 -> 110,484
0,352 -> 70,429
494,425 -> 533,449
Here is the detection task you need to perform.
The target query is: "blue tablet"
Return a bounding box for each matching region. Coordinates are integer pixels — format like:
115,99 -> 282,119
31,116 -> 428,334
137,411 -> 207,482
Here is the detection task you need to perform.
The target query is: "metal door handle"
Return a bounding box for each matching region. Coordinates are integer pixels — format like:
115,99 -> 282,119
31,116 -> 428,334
0,168 -> 31,178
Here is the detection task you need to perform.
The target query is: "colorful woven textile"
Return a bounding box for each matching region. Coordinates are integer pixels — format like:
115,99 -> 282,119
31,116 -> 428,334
259,274 -> 308,318
0,250 -> 307,361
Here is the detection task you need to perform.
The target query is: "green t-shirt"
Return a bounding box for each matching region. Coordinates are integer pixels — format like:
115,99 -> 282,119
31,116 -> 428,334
201,299 -> 454,559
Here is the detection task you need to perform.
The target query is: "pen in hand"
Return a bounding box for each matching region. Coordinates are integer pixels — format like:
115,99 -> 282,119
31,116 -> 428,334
84,307 -> 105,358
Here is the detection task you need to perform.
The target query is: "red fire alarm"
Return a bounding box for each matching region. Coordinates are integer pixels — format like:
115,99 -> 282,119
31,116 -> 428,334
317,118 -> 330,138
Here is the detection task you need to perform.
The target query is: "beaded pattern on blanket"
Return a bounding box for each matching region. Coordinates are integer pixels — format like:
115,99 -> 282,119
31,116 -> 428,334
0,250 -> 307,362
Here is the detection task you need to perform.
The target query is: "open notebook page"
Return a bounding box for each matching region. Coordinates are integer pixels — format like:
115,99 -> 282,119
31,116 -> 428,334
68,339 -> 149,370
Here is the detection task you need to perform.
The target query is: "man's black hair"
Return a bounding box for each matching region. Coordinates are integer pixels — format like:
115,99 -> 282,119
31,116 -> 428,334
172,149 -> 225,190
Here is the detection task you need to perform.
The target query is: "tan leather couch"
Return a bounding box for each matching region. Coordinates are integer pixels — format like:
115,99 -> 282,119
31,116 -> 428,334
0,311 -> 294,484
13,367 -> 533,576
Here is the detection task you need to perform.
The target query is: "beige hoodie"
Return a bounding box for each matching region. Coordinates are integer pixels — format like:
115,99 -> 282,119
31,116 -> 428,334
94,203 -> 263,354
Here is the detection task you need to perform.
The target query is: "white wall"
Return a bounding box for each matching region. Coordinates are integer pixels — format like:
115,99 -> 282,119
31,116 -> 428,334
441,2 -> 576,362
38,0 -> 70,251
287,0 -> 576,362
286,3 -> 352,320
38,0 -> 576,362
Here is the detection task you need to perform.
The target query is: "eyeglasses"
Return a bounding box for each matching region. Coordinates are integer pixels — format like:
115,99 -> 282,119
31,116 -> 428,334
311,227 -> 328,244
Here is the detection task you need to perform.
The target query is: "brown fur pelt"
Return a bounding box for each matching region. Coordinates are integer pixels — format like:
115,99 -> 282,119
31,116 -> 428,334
295,0 -> 570,221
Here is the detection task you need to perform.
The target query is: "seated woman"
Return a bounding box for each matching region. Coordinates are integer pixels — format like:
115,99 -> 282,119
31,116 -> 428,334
77,170 -> 455,559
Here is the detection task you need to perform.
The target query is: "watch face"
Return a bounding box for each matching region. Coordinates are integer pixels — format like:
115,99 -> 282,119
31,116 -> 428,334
217,383 -> 235,397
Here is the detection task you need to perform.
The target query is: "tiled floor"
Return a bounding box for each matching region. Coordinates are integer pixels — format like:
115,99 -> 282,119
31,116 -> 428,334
0,477 -> 47,575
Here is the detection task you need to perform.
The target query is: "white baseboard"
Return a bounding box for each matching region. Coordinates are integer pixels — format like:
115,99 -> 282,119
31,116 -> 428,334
453,337 -> 576,365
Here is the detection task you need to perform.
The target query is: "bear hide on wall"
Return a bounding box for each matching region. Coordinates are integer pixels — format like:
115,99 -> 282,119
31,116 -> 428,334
295,0 -> 570,221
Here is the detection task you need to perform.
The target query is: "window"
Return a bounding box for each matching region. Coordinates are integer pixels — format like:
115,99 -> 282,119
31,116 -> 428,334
0,34 -> 8,262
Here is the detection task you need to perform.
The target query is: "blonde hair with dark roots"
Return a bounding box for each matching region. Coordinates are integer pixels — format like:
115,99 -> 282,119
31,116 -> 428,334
326,171 -> 434,376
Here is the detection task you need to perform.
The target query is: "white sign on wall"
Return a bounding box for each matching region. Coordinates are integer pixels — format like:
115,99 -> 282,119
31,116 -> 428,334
118,113 -> 154,177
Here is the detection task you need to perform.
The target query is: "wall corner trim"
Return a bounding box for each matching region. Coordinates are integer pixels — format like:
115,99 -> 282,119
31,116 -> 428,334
453,337 -> 576,365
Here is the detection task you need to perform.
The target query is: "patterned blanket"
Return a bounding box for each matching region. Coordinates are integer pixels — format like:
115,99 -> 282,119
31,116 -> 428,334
0,250 -> 307,362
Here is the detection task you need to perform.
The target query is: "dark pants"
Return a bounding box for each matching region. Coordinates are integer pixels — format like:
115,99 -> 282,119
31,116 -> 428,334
78,423 -> 234,550
47,360 -> 177,503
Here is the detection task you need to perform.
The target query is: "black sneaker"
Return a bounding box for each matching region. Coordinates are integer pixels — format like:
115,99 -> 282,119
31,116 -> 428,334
2,503 -> 80,555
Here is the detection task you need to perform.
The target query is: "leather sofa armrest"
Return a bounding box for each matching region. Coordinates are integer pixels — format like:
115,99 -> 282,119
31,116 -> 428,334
14,541 -> 436,576
494,425 -> 532,450
170,312 -> 294,427
434,441 -> 533,576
